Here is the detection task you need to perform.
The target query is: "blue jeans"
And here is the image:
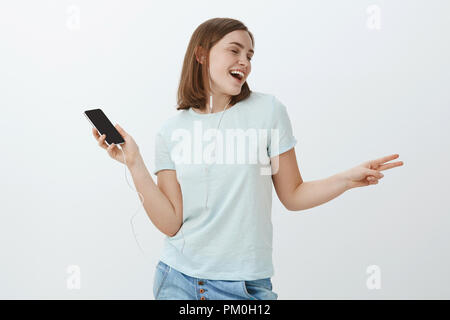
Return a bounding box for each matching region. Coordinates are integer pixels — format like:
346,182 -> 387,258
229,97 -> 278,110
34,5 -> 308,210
153,260 -> 278,300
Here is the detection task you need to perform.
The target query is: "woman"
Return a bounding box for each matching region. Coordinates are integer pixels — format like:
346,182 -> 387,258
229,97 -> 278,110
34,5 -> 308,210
92,18 -> 403,300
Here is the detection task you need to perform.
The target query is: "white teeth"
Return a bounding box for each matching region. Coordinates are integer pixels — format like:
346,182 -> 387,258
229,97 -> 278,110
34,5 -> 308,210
230,70 -> 244,79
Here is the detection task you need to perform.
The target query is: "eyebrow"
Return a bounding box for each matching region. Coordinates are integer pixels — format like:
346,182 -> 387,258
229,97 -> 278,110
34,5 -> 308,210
228,42 -> 254,54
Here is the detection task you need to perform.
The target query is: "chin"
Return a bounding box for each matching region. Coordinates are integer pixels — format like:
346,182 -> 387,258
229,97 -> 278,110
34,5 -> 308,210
228,85 -> 242,95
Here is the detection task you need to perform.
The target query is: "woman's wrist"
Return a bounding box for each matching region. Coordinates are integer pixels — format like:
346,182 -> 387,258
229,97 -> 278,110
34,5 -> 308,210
127,152 -> 144,171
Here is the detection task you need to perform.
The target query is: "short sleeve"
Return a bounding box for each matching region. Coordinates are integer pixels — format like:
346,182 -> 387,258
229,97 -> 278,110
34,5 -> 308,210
153,130 -> 176,175
267,95 -> 298,158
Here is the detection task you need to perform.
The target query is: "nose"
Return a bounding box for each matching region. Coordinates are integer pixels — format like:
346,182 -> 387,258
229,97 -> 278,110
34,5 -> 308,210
238,57 -> 249,69
240,55 -> 248,63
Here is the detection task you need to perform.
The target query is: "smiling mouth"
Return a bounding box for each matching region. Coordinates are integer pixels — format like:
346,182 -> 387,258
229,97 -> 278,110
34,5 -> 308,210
229,72 -> 244,82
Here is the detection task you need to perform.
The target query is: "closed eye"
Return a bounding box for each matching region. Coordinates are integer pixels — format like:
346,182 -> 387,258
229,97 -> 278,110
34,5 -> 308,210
231,49 -> 252,61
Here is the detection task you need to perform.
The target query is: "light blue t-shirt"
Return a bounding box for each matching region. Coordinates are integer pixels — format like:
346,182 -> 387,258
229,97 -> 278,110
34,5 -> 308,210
153,91 -> 297,280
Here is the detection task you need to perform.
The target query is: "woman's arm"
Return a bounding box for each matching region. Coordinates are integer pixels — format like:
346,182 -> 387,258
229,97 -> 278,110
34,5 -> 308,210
128,154 -> 183,236
272,149 -> 403,211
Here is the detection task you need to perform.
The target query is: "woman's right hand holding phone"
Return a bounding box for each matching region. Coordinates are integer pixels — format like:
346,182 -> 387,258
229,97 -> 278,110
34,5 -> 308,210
92,124 -> 141,167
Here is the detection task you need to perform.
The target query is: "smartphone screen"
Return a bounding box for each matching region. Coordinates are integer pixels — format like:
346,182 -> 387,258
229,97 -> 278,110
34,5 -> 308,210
84,108 -> 125,145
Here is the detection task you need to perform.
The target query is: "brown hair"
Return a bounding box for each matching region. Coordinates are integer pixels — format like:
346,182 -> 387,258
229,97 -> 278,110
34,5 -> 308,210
176,18 -> 255,111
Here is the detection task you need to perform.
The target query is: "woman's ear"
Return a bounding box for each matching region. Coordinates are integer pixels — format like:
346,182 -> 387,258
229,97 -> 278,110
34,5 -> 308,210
197,55 -> 205,64
195,46 -> 206,64
197,56 -> 205,63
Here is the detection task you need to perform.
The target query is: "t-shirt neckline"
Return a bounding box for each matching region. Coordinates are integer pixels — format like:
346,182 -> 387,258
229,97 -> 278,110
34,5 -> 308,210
188,99 -> 245,117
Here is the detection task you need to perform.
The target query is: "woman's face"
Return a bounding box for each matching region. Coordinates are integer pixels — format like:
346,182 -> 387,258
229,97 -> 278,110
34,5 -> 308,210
206,30 -> 254,97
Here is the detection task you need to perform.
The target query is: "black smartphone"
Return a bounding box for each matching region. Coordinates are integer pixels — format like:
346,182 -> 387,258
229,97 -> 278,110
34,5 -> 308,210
84,108 -> 125,145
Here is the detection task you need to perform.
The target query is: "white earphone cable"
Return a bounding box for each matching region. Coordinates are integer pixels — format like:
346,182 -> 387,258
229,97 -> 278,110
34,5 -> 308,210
119,147 -> 185,259
119,148 -> 145,254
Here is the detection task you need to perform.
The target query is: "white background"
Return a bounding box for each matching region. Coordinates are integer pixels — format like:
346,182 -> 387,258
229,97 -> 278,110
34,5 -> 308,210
1,0 -> 449,299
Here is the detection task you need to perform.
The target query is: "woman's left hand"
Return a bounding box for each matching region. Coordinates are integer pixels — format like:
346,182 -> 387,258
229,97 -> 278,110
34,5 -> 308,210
341,154 -> 404,189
